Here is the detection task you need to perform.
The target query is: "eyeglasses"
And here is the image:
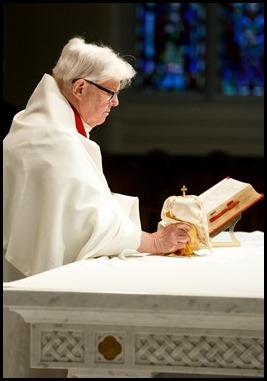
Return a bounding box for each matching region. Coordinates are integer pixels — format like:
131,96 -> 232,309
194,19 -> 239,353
84,79 -> 119,101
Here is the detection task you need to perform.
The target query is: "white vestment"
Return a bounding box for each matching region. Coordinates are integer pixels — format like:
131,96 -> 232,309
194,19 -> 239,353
3,74 -> 142,378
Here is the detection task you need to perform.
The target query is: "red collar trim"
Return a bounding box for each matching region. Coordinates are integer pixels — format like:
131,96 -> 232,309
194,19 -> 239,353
70,104 -> 87,138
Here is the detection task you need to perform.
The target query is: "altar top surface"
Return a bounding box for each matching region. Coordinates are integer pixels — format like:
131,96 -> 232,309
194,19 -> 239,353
3,231 -> 264,314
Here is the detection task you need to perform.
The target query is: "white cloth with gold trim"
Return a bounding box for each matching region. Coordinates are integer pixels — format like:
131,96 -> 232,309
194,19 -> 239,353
159,194 -> 211,250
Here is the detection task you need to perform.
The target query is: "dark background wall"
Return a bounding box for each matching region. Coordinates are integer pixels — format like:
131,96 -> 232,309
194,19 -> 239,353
3,3 -> 264,232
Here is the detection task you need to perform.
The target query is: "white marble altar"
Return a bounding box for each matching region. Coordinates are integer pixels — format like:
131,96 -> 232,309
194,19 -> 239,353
3,231 -> 264,378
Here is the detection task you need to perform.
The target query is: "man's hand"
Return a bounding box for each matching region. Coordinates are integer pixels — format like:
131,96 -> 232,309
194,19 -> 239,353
138,223 -> 192,255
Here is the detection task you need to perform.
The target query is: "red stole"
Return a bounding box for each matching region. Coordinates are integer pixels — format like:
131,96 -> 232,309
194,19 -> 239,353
70,104 -> 87,138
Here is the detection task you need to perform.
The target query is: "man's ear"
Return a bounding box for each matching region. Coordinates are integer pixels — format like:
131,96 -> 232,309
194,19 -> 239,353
72,79 -> 84,99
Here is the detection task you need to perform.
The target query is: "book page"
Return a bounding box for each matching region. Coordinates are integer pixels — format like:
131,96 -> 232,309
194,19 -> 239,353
199,177 -> 250,213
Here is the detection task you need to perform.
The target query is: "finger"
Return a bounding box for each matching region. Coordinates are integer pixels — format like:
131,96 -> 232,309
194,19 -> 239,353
173,222 -> 192,231
175,241 -> 188,249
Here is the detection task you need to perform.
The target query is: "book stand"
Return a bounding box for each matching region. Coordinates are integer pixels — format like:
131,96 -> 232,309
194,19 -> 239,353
209,214 -> 241,247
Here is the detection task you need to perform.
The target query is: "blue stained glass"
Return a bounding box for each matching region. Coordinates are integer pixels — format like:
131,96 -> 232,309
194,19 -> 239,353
135,3 -> 206,92
218,3 -> 264,96
135,3 -> 264,97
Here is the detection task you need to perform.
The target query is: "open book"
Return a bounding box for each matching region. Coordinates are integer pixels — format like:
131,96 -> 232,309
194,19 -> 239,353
198,177 -> 264,237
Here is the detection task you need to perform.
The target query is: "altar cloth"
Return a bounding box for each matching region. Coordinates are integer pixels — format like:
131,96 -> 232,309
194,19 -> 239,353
3,231 -> 263,299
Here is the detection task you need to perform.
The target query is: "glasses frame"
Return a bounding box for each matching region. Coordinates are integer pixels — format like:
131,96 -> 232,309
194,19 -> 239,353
84,79 -> 119,101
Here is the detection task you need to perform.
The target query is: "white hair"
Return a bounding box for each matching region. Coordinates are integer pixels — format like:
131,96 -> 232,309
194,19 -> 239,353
52,36 -> 136,92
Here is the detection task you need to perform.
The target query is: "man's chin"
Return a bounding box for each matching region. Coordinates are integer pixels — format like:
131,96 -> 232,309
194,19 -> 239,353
91,117 -> 107,132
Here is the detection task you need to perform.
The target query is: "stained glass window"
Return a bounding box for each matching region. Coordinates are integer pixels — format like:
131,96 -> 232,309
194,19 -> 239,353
135,3 -> 264,96
218,3 -> 264,96
135,3 -> 206,93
